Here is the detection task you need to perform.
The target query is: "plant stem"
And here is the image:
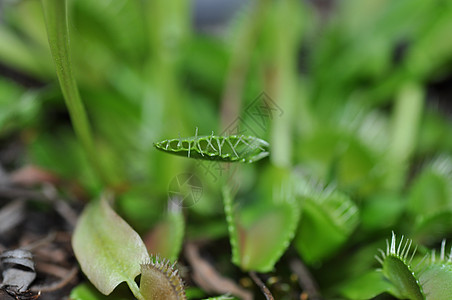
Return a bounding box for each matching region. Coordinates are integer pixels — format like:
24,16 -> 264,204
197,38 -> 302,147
126,279 -> 145,300
40,0 -> 109,185
266,0 -> 303,168
384,82 -> 424,190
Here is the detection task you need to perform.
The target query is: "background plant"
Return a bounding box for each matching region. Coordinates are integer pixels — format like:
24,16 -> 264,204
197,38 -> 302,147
1,0 -> 452,299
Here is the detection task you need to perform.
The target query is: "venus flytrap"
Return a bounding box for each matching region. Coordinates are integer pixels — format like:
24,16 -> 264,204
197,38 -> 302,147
340,233 -> 452,300
417,240 -> 452,300
408,155 -> 452,224
39,2 -> 190,297
140,257 -> 186,300
72,197 -> 234,300
20,0 -> 452,298
296,116 -> 385,196
293,175 -> 359,264
154,129 -> 270,163
376,233 -> 423,300
223,165 -> 301,272
374,232 -> 452,300
407,156 -> 452,243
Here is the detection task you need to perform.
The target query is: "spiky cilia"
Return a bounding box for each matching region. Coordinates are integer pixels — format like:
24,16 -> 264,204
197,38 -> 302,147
140,256 -> 186,300
375,232 -> 424,300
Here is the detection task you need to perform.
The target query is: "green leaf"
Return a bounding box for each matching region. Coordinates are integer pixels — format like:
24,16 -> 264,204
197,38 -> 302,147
41,0 -> 110,185
70,282 -> 132,300
413,211 -> 452,245
0,78 -> 41,135
72,198 -> 149,297
339,270 -> 394,300
202,296 -> 236,300
361,193 -> 405,231
29,131 -> 102,193
383,82 -> 424,191
70,283 -> 111,300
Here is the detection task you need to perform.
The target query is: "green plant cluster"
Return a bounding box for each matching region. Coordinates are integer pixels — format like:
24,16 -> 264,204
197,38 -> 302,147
1,0 -> 452,299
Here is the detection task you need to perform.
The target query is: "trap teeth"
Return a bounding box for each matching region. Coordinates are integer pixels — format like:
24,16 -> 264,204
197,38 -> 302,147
155,130 -> 269,163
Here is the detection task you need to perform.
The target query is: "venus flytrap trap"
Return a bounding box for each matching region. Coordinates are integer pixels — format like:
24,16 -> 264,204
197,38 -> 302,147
339,233 -> 452,300
222,166 -> 301,272
417,240 -> 452,300
296,109 -> 387,196
372,232 -> 452,300
293,175 -> 359,264
154,128 -> 270,163
406,155 -> 452,243
376,232 -> 423,300
140,257 -> 186,300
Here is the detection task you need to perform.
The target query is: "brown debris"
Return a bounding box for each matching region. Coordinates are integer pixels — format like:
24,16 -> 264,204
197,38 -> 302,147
9,166 -> 59,187
0,177 -> 80,300
184,241 -> 253,300
249,271 -> 274,300
0,200 -> 25,235
290,258 -> 322,300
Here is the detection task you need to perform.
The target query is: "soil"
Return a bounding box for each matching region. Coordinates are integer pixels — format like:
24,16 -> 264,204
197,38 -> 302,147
0,151 -> 82,299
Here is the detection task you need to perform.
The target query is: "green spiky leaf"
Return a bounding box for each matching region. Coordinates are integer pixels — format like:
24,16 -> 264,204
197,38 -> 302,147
155,130 -> 269,163
408,156 -> 452,217
293,177 -> 359,264
223,167 -> 300,272
418,240 -> 452,300
140,256 -> 186,300
420,264 -> 452,300
376,233 -> 424,300
408,156 -> 452,243
376,233 -> 452,300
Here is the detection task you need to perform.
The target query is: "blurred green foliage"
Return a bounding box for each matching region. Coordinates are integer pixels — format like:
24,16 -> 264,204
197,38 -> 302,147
1,0 -> 452,298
